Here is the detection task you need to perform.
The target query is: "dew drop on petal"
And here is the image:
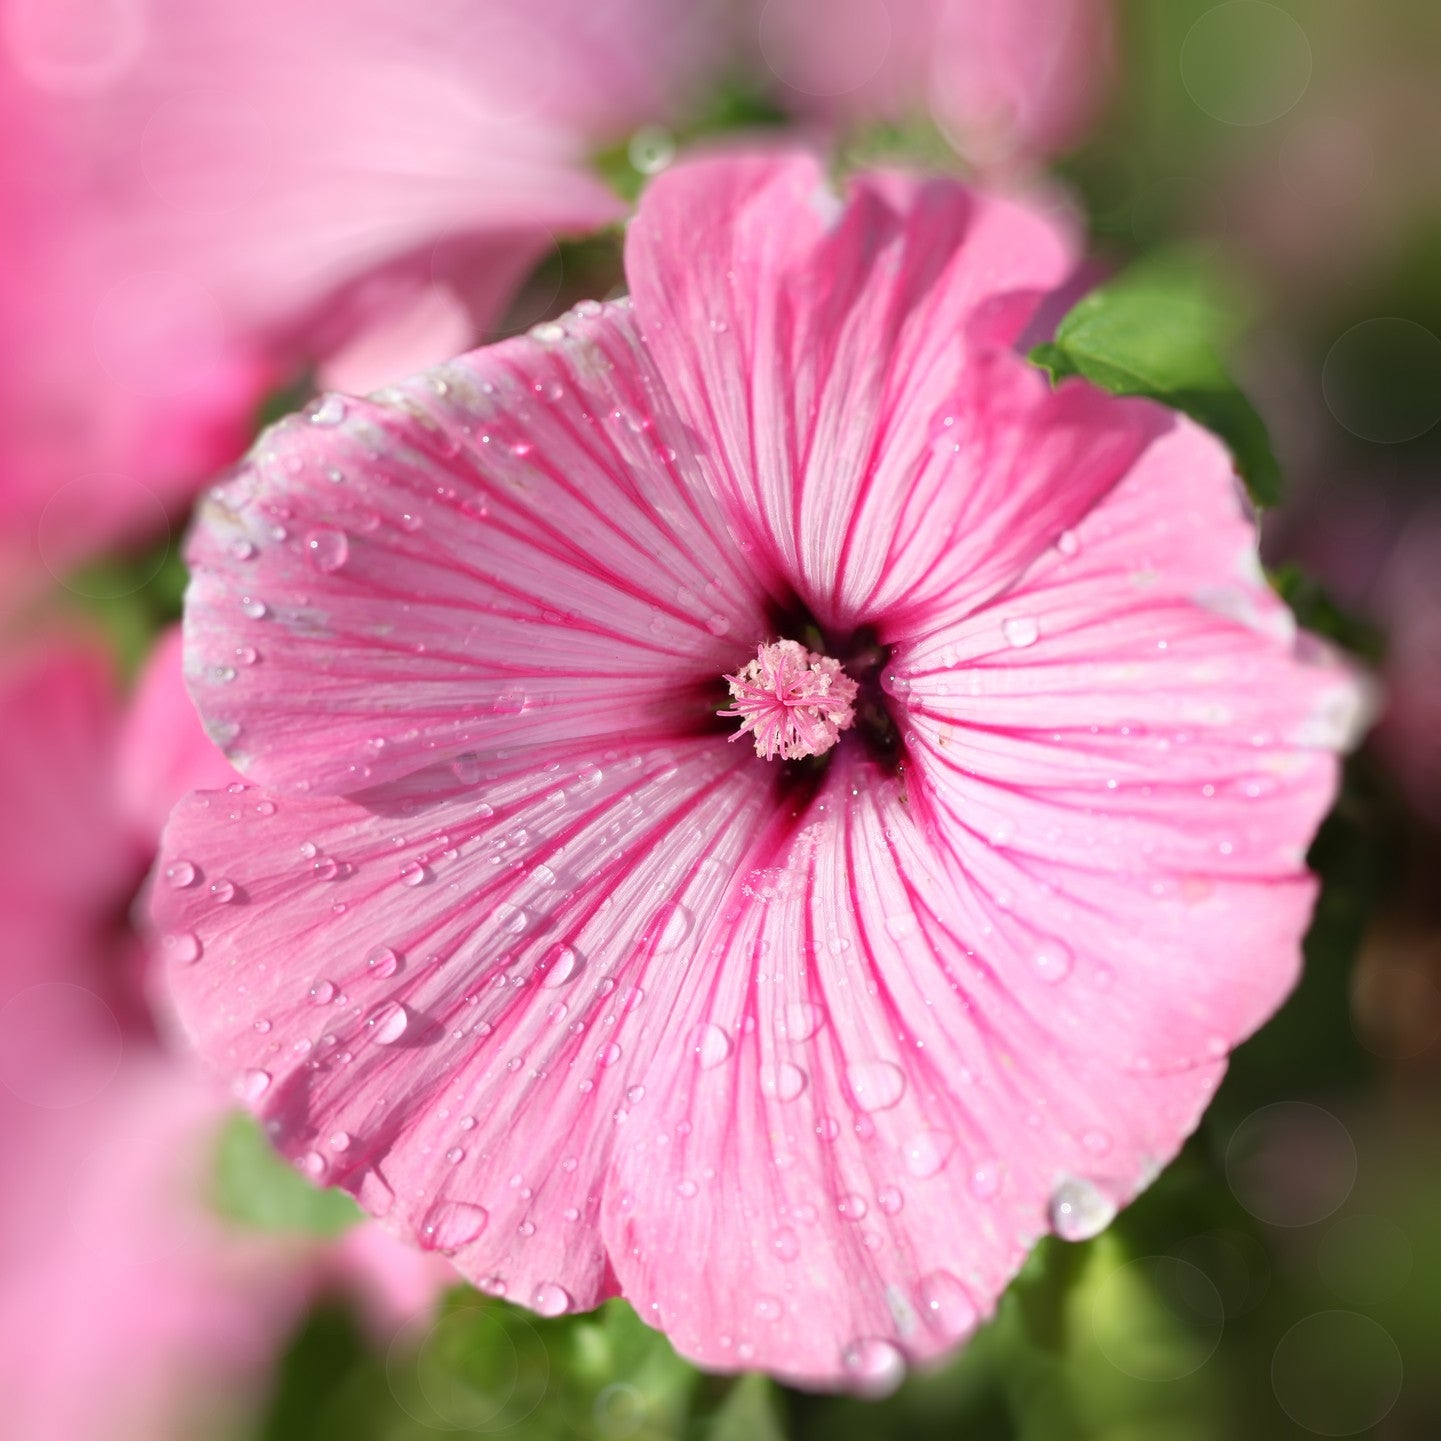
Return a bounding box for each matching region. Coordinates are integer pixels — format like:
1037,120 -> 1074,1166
877,1186 -> 905,1216
165,860 -> 197,889
760,1062 -> 807,1102
209,877 -> 236,904
1001,615 -> 1040,648
1049,1176 -> 1117,1241
493,902 -> 527,934
163,931 -> 202,965
367,1002 -> 410,1046
304,527 -> 349,572
540,944 -> 580,987
236,1068 -> 270,1102
531,1282 -> 572,1317
840,1338 -> 905,1396
651,901 -> 692,953
969,1160 -> 1002,1200
1031,937 -> 1073,984
309,979 -> 336,1005
781,1000 -> 824,1040
309,394 -> 346,425
772,1227 -> 800,1261
847,1060 -> 906,1112
365,946 -> 400,979
693,1022 -> 732,1069
903,1130 -> 955,1179
918,1271 -> 978,1338
420,1201 -> 488,1254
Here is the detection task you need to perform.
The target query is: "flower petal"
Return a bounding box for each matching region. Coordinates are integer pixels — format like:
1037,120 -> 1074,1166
154,739 -> 776,1314
625,151 -> 1080,629
605,755 -> 1251,1385
184,302 -> 771,793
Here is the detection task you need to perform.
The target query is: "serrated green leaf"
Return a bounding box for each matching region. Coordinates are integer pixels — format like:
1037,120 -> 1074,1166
213,1112 -> 363,1236
1031,253 -> 1282,508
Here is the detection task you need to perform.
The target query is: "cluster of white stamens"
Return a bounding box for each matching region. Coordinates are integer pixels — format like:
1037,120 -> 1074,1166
720,639 -> 859,762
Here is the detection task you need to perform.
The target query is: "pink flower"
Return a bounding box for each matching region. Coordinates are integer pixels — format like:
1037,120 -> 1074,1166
0,0 -> 720,600
0,630 -> 451,1436
152,151 -> 1363,1388
751,0 -> 1115,167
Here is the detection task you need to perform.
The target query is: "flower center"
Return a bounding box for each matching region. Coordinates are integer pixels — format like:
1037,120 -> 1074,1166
719,639 -> 859,762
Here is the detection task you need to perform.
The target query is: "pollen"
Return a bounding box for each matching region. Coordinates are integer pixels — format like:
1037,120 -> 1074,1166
720,639 -> 859,762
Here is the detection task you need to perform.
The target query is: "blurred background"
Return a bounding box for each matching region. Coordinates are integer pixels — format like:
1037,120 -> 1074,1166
0,1 -> 1438,1437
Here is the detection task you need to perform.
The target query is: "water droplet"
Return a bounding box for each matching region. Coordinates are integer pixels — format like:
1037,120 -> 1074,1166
877,1186 -> 905,1215
531,1282 -> 572,1316
772,1227 -> 800,1261
883,912 -> 917,941
398,860 -> 429,887
838,1193 -> 869,1221
304,526 -> 349,572
651,902 -> 692,953
209,877 -> 236,904
1056,529 -> 1081,557
1031,937 -> 1073,984
328,1131 -> 351,1151
493,902 -> 527,934
693,1023 -> 732,1069
754,1295 -> 782,1322
918,1271 -> 978,1338
540,944 -> 580,987
1002,615 -> 1040,648
847,1060 -> 906,1112
229,539 -> 256,561
903,1130 -> 955,1179
780,1000 -> 824,1040
365,946 -> 400,980
761,1062 -> 807,1102
1049,1176 -> 1116,1241
840,1338 -> 905,1396
162,931 -> 202,965
420,1200 -> 488,1253
164,860 -> 197,889
236,1068 -> 271,1102
598,1041 -> 622,1067
367,1002 -> 410,1046
969,1160 -> 1001,1200
239,595 -> 268,620
309,394 -> 346,425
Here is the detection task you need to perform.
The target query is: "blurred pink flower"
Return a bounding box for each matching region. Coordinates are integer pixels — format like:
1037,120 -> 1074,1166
751,0 -> 1115,166
0,631 -> 450,1437
0,0 -> 720,601
152,151 -> 1359,1387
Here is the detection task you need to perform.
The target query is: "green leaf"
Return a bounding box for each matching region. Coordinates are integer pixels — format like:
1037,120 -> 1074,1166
704,1372 -> 788,1441
213,1112 -> 363,1236
1031,253 -> 1282,507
